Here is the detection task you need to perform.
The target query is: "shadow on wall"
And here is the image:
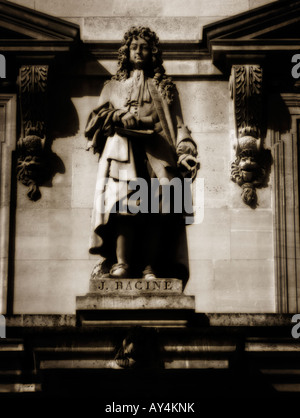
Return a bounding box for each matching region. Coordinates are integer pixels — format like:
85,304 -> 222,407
65,44 -> 113,98
17,47 -> 107,201
41,47 -> 112,193
15,47 -> 117,202
267,92 -> 292,134
48,76 -> 80,139
16,68 -> 79,201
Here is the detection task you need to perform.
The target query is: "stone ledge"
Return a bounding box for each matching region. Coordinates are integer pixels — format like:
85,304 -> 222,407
3,313 -> 295,328
5,314 -> 76,328
76,294 -> 195,310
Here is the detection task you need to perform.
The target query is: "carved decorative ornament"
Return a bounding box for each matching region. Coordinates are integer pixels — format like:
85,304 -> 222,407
17,65 -> 49,201
229,65 -> 268,208
114,327 -> 162,369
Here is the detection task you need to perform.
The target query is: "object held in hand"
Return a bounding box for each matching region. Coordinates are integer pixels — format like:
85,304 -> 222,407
179,154 -> 199,170
178,154 -> 200,179
115,126 -> 154,138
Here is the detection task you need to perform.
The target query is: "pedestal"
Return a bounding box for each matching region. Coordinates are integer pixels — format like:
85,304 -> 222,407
76,278 -> 195,327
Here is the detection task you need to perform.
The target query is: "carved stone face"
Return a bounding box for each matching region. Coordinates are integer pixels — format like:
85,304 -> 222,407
129,37 -> 151,70
238,151 -> 259,182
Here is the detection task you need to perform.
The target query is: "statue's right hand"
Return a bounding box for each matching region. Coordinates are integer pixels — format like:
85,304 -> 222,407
121,112 -> 138,129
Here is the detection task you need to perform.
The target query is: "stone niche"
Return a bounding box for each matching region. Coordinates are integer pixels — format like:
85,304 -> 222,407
2,0 -> 300,315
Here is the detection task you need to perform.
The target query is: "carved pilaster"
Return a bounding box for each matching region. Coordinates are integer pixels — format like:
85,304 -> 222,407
230,65 -> 269,208
17,65 -> 49,201
272,94 -> 300,313
0,95 -> 16,314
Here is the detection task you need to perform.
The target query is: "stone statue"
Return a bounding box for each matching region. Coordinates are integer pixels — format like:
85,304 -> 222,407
85,26 -> 199,285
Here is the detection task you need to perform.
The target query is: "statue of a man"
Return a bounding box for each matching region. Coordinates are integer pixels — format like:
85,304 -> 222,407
85,26 -> 199,285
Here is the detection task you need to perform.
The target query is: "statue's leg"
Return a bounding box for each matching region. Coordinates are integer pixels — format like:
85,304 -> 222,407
116,226 -> 133,265
110,216 -> 133,278
142,216 -> 162,279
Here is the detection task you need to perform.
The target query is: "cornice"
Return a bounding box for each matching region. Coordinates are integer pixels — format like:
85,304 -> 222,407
84,40 -> 209,60
0,0 -> 80,56
203,0 -> 300,72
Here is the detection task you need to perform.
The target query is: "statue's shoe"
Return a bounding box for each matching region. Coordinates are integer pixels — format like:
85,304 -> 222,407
109,263 -> 130,278
142,266 -> 157,280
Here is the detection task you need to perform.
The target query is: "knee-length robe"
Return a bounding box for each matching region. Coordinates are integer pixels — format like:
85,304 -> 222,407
85,71 -> 198,285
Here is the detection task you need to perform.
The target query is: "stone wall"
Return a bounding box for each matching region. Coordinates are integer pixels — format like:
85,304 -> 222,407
11,0 -> 276,41
11,0 -> 278,313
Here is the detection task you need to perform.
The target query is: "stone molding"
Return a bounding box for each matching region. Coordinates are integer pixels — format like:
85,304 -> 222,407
0,94 -> 16,314
1,313 -> 298,397
84,40 -> 208,60
272,93 -> 300,313
0,0 -> 79,54
5,313 -> 293,328
203,0 -> 300,72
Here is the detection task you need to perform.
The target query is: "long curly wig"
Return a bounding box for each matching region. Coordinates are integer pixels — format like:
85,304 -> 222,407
113,26 -> 176,104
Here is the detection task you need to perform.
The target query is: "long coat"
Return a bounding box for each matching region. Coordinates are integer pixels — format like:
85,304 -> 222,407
85,75 -> 197,283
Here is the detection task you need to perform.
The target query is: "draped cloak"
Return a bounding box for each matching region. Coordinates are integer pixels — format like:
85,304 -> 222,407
85,72 -> 198,284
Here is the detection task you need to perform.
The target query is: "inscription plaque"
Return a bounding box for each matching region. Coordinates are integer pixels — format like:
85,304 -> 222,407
77,277 -> 195,316
89,278 -> 182,295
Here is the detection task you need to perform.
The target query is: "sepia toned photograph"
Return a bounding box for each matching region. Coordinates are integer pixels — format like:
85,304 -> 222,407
0,0 -> 300,406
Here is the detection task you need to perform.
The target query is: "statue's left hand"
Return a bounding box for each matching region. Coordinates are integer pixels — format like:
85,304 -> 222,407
179,154 -> 199,172
86,140 -> 93,151
178,154 -> 200,180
